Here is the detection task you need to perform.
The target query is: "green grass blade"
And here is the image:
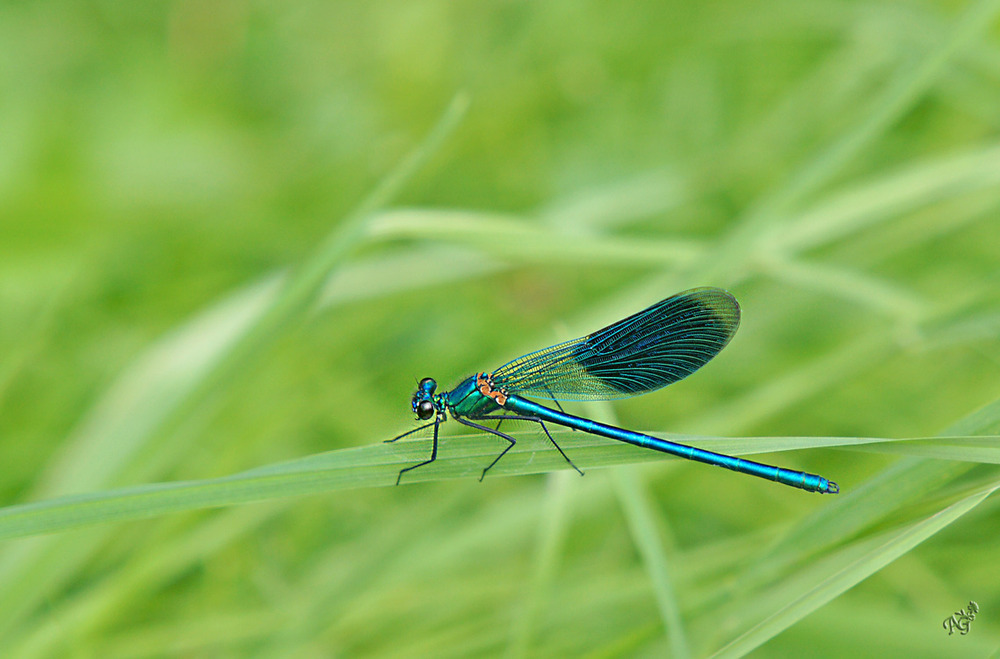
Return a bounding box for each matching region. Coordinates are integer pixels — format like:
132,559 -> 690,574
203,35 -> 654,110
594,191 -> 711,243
611,467 -> 689,659
697,0 -> 1000,282
504,471 -> 576,659
732,394 -> 1000,615
0,96 -> 469,644
772,142 -> 1000,254
0,431 -> 897,541
368,208 -> 704,267
710,481 -> 1000,657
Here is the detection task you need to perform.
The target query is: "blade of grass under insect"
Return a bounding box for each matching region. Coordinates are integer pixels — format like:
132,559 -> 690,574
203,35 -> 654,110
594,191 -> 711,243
0,431 -> 866,541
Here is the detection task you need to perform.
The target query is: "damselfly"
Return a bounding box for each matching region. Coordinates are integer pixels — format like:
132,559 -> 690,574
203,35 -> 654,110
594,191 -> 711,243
387,288 -> 838,494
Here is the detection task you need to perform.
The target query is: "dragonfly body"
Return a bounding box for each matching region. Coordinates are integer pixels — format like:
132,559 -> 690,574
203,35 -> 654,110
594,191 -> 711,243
388,288 -> 838,494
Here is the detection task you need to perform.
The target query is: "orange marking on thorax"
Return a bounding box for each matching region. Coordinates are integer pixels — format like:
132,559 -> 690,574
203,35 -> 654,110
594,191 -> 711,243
476,372 -> 508,406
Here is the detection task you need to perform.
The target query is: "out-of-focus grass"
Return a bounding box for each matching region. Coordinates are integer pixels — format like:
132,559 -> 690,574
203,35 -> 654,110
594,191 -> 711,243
2,0 -> 1000,656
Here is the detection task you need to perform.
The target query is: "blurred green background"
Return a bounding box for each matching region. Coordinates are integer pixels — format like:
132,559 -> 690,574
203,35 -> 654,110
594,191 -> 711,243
2,0 -> 1000,656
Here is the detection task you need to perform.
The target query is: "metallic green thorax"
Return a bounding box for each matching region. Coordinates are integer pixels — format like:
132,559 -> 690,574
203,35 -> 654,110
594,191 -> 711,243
442,374 -> 501,418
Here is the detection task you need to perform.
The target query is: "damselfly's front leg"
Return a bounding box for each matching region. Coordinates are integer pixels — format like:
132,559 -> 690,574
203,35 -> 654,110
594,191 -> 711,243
388,416 -> 442,485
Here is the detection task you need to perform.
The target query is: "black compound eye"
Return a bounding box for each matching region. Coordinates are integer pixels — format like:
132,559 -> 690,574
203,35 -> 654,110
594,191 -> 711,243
419,377 -> 436,393
416,400 -> 435,420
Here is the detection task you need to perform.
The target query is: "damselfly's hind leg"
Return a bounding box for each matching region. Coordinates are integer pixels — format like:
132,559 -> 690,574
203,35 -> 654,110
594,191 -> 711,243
465,414 -> 584,478
542,387 -> 575,431
390,417 -> 441,485
452,416 -> 518,481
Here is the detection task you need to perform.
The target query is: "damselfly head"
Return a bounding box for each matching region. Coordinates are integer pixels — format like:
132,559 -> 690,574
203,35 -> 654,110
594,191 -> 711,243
412,377 -> 438,420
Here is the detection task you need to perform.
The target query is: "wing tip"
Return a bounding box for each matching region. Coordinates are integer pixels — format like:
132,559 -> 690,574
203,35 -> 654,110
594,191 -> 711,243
682,286 -> 741,333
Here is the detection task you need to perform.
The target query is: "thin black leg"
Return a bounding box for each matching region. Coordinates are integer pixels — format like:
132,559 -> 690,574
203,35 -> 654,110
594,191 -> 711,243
452,416 -> 519,481
542,386 -> 570,416
385,420 -> 437,443
542,387 -> 575,432
393,417 -> 441,485
468,413 -> 584,478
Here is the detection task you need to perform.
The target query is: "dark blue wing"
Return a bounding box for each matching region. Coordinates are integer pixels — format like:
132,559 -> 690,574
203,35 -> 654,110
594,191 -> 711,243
491,288 -> 740,400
